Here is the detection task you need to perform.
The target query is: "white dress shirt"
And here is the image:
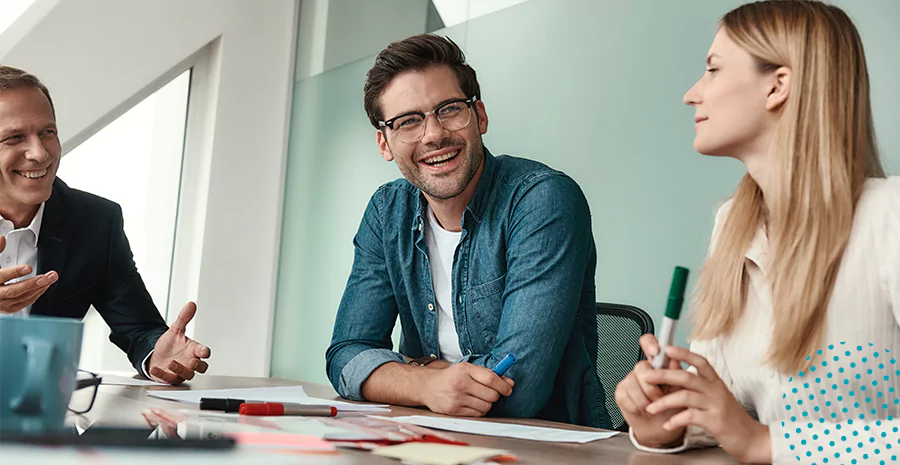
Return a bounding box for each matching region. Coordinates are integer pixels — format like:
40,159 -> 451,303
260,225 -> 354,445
0,203 -> 44,317
631,177 -> 900,464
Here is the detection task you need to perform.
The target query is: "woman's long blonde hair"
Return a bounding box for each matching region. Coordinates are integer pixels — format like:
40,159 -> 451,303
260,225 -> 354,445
691,0 -> 885,373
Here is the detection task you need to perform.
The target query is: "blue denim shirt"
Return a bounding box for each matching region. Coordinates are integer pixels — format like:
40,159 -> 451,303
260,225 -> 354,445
326,149 -> 610,428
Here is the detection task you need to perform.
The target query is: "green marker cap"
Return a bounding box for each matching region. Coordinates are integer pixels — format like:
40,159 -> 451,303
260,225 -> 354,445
665,266 -> 690,319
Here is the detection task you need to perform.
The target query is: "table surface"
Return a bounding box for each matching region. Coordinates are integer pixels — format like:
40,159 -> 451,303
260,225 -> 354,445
66,375 -> 737,465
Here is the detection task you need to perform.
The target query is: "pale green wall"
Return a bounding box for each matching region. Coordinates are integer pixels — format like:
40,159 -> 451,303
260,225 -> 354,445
272,0 -> 900,383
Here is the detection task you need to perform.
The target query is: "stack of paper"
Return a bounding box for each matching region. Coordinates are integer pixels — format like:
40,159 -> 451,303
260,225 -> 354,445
382,416 -> 618,443
148,386 -> 389,413
170,409 -> 388,441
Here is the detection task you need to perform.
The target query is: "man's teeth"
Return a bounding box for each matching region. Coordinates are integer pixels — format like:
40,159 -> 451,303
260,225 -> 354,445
16,169 -> 48,179
423,151 -> 459,166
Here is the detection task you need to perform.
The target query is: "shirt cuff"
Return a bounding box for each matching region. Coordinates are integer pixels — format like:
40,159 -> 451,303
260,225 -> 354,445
338,348 -> 406,401
629,425 -> 718,453
141,349 -> 154,379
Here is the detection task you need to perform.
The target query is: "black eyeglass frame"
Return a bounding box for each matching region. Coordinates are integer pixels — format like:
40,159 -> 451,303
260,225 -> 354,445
69,369 -> 102,415
377,96 -> 478,139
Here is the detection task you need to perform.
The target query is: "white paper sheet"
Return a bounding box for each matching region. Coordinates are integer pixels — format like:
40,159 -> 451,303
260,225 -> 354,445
148,385 -> 389,413
381,415 -> 618,443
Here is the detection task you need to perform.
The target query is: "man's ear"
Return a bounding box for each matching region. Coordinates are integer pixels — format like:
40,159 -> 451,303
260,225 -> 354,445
765,66 -> 791,111
475,100 -> 488,135
377,129 -> 394,162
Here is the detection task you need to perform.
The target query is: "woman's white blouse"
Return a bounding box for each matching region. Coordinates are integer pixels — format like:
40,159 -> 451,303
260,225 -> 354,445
630,177 -> 900,464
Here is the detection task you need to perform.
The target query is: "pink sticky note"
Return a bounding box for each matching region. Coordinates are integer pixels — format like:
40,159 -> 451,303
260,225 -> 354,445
225,432 -> 336,451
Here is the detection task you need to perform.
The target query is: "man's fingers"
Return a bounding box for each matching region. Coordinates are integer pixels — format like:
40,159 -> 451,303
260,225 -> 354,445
452,406 -> 486,417
501,376 -> 514,388
7,279 -> 53,304
469,366 -> 513,396
34,271 -> 58,287
0,235 -> 5,252
0,266 -> 36,291
196,360 -> 209,374
171,301 -> 197,333
150,366 -> 185,385
194,343 -> 211,359
463,395 -> 493,415
0,272 -> 56,298
167,360 -> 196,381
465,377 -> 503,404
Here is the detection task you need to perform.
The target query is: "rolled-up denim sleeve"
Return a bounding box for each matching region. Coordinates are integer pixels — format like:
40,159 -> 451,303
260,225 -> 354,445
464,173 -> 595,417
325,190 -> 404,400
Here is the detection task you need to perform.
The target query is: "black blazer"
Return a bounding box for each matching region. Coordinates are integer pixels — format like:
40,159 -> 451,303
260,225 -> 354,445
31,178 -> 168,372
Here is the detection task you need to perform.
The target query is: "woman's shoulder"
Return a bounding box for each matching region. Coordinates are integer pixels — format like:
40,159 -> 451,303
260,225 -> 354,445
857,176 -> 900,220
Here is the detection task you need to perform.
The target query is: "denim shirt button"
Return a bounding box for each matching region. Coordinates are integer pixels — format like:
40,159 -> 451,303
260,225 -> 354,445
457,295 -> 463,304
483,331 -> 494,343
427,303 -> 434,312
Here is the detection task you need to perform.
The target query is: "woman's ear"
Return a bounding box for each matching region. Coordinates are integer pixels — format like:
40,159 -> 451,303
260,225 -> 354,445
765,66 -> 791,111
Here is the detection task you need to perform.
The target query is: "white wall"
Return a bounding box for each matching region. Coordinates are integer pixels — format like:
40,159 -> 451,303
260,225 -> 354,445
432,0 -> 532,27
295,0 -> 430,80
1,0 -> 298,377
0,0 -> 35,35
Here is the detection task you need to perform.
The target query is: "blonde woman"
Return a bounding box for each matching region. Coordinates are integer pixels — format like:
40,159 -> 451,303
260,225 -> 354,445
614,1 -> 899,463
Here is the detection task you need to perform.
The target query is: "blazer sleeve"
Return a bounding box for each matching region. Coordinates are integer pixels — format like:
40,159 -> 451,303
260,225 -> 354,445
91,204 -> 168,373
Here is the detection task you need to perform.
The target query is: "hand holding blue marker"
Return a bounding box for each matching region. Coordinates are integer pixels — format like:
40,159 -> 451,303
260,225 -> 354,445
652,266 -> 689,369
493,353 -> 517,376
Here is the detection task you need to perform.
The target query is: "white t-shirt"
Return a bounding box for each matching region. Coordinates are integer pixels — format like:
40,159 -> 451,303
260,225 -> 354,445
424,205 -> 463,362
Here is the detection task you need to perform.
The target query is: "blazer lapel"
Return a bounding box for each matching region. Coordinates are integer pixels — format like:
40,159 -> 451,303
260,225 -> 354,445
31,179 -> 71,316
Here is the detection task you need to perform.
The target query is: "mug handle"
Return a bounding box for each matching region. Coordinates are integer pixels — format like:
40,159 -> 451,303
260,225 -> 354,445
10,337 -> 55,414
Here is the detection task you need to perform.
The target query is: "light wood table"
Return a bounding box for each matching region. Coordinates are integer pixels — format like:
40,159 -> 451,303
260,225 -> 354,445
72,375 -> 738,465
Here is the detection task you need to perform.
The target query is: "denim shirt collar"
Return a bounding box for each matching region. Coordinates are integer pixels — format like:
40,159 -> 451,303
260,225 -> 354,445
411,147 -> 497,232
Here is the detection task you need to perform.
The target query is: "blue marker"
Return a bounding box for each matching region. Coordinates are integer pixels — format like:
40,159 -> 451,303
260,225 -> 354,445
492,354 -> 517,376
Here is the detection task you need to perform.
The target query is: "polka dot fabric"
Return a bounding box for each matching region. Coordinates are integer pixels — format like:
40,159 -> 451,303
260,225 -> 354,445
776,343 -> 900,464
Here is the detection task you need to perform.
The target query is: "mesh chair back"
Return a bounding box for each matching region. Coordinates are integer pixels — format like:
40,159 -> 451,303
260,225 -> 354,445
595,302 -> 655,432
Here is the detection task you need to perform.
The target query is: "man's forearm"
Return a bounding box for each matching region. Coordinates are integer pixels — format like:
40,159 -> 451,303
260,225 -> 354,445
360,360 -> 449,405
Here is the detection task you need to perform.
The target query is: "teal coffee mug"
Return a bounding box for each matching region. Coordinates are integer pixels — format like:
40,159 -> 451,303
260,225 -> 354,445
0,315 -> 83,433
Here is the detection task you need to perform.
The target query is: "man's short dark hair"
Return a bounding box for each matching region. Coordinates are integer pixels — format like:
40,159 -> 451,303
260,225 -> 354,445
363,34 -> 480,129
0,65 -> 55,117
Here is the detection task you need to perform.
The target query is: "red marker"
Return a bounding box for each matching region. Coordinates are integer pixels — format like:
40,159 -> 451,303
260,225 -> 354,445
239,402 -> 337,417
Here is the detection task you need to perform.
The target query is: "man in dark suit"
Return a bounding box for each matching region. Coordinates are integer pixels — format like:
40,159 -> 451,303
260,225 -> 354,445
0,65 -> 209,385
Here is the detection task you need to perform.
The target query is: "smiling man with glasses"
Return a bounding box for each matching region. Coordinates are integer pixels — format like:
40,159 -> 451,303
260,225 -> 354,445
325,34 -> 610,428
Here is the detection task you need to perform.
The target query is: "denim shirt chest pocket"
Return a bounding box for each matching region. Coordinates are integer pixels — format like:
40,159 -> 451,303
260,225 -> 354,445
465,272 -> 506,353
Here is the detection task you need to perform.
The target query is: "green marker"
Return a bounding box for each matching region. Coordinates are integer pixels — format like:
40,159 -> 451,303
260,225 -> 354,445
652,266 -> 690,369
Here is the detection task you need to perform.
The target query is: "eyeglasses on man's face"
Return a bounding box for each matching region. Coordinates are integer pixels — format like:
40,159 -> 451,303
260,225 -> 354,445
379,97 -> 477,144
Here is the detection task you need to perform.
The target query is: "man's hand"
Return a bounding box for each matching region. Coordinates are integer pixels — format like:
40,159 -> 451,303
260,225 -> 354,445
421,362 -> 515,417
148,301 -> 211,385
0,236 -> 58,314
